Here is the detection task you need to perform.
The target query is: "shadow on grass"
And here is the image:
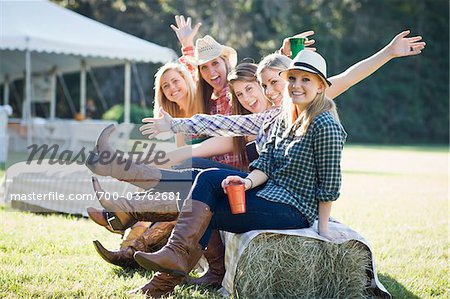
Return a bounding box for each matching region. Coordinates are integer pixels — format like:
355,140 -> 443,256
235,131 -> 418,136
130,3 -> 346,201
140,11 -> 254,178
113,266 -> 149,278
378,273 -> 420,299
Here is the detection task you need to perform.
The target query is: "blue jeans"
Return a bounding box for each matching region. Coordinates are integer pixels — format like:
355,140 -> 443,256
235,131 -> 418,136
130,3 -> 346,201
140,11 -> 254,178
190,168 -> 310,248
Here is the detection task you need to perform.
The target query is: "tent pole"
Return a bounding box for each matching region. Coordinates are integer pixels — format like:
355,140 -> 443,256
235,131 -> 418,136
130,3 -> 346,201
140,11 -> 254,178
50,68 -> 57,120
80,60 -> 86,118
124,61 -> 131,124
25,45 -> 32,145
3,75 -> 9,107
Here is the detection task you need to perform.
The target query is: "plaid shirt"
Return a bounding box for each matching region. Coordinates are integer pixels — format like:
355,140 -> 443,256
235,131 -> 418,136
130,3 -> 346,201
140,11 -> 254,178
208,86 -> 242,168
171,107 -> 282,153
250,111 -> 347,226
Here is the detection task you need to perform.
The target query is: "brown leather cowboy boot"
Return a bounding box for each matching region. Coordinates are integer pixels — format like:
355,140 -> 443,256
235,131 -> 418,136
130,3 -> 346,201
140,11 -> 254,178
120,223 -> 150,248
86,124 -> 162,190
93,221 -> 176,268
131,245 -> 204,298
133,200 -> 212,277
187,229 -> 225,288
135,272 -> 184,298
86,207 -> 126,234
92,177 -> 180,230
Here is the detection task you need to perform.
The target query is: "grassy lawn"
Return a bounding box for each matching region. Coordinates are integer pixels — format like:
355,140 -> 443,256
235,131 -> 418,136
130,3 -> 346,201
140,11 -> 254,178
0,145 -> 448,298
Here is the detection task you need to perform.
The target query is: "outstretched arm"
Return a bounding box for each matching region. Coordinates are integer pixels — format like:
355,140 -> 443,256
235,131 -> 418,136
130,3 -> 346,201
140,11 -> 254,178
326,30 -> 426,100
159,136 -> 234,168
140,108 -> 276,139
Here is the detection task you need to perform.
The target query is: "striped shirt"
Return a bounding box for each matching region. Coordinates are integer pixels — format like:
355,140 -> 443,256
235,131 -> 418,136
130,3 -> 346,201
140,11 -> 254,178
250,111 -> 347,226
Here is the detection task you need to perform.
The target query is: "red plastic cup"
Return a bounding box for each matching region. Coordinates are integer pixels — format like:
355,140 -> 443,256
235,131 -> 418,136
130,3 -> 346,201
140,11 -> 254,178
225,182 -> 246,214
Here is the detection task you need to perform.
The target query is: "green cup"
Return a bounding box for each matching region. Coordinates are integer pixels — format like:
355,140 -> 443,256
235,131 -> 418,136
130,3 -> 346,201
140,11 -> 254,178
289,37 -> 305,58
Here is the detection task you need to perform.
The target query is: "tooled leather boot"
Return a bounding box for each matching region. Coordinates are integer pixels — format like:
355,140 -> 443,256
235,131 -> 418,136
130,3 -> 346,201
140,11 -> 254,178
120,223 -> 150,248
93,221 -> 176,268
91,177 -> 180,230
133,200 -> 212,277
187,229 -> 225,288
86,124 -> 162,190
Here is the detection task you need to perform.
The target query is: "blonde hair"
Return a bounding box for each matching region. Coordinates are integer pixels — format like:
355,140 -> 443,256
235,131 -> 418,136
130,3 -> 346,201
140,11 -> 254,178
256,53 -> 291,82
195,56 -> 232,113
283,73 -> 340,136
154,62 -> 202,117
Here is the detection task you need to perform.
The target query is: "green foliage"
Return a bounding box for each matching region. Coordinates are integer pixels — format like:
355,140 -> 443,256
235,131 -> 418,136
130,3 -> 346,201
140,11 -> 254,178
102,104 -> 153,124
52,0 -> 449,144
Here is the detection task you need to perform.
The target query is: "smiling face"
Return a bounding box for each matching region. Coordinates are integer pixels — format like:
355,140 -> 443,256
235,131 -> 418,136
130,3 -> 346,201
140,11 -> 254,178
287,69 -> 325,111
259,68 -> 287,107
199,57 -> 229,92
231,80 -> 269,113
160,69 -> 188,105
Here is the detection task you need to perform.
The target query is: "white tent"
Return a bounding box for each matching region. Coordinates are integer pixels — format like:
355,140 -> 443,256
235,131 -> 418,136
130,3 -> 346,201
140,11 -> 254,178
0,0 -> 177,125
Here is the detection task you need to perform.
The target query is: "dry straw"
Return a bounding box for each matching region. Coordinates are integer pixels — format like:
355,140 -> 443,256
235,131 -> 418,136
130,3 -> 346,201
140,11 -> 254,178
234,233 -> 372,299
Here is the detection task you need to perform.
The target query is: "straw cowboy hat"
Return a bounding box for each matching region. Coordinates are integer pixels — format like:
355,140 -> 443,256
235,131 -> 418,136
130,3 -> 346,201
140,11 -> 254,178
184,35 -> 238,68
280,50 -> 332,87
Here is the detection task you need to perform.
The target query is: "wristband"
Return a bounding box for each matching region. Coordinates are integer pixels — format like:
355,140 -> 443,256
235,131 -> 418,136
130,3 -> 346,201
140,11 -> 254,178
245,177 -> 253,189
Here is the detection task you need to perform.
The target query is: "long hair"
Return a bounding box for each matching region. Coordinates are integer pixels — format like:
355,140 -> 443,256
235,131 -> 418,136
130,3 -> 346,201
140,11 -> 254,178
195,56 -> 231,113
227,63 -> 264,167
283,75 -> 340,136
153,62 -> 202,118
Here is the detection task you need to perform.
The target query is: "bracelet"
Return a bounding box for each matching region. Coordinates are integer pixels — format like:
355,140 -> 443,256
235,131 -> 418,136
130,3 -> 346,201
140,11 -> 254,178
245,177 -> 253,189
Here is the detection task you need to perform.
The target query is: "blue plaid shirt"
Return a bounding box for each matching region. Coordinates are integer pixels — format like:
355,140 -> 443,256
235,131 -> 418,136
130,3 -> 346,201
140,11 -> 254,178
171,108 -> 282,153
250,111 -> 347,226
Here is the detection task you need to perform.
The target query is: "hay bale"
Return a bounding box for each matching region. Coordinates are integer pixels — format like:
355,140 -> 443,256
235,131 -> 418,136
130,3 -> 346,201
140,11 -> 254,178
234,234 -> 372,299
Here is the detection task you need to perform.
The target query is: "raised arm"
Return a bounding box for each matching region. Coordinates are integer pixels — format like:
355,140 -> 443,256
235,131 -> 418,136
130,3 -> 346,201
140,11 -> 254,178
170,15 -> 201,49
326,30 -> 426,100
171,15 -> 201,77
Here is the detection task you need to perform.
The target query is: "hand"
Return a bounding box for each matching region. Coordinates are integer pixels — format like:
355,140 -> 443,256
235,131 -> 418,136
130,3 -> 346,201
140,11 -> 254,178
170,15 -> 202,48
280,30 -> 316,57
319,229 -> 347,243
221,176 -> 249,193
386,30 -> 426,58
140,108 -> 173,139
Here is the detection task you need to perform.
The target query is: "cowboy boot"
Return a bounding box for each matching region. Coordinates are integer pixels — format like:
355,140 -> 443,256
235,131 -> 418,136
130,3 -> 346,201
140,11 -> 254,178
92,177 -> 180,230
131,245 -> 204,298
86,207 -> 126,234
135,272 -> 184,298
86,124 -> 162,190
187,229 -> 225,288
93,221 -> 176,268
133,200 -> 213,277
120,223 -> 151,248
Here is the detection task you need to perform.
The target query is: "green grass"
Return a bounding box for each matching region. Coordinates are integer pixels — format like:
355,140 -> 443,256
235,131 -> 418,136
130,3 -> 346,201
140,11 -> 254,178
0,145 -> 448,298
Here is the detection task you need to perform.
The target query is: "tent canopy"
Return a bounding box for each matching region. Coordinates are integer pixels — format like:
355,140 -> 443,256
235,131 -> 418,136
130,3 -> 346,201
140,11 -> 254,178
0,0 -> 177,82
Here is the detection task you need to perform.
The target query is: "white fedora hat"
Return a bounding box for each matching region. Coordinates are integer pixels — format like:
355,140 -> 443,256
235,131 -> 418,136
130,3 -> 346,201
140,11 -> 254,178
279,50 -> 332,87
184,35 -> 238,68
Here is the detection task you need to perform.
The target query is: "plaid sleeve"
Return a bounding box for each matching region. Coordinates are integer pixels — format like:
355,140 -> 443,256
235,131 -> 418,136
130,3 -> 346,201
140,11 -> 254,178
178,46 -> 197,79
249,118 -> 280,175
171,113 -> 267,137
313,119 -> 345,202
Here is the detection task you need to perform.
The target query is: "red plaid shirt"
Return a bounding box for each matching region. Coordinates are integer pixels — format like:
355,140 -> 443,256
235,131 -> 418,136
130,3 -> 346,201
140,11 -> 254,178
179,46 -> 244,170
